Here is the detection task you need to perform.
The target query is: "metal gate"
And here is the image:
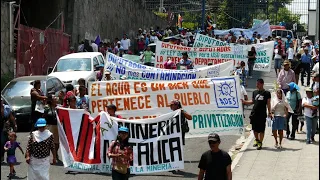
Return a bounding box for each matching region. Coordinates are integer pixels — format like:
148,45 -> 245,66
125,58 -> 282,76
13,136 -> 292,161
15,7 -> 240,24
14,6 -> 70,77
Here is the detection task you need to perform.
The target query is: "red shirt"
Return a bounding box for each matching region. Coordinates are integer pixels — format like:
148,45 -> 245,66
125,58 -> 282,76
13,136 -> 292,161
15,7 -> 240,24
108,141 -> 133,169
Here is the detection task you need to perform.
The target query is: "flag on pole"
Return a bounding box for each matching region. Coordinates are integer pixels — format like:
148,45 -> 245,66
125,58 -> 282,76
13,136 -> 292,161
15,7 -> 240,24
94,35 -> 101,45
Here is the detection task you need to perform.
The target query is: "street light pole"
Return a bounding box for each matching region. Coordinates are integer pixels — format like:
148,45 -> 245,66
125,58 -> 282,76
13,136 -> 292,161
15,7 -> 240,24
202,0 -> 205,30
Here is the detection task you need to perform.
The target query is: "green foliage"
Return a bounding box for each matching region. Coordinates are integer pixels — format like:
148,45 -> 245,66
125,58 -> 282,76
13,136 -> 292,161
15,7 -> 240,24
1,72 -> 13,91
153,12 -> 168,19
216,0 -> 229,29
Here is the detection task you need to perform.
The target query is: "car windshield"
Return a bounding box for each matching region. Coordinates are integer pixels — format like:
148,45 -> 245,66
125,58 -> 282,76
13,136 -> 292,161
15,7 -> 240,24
54,58 -> 91,72
2,80 -> 46,98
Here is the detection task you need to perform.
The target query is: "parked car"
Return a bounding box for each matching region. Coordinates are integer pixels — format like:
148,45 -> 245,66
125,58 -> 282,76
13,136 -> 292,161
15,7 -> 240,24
48,52 -> 105,87
1,76 -> 65,130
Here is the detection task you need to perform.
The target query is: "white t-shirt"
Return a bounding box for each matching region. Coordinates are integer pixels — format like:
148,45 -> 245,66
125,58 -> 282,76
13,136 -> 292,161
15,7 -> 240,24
302,97 -> 314,118
120,38 -> 131,50
240,85 -> 247,100
312,62 -> 319,73
274,49 -> 282,59
91,43 -> 98,52
287,47 -> 294,59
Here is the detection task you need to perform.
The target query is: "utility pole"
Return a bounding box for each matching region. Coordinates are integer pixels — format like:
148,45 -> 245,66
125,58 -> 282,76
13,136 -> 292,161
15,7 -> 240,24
202,0 -> 205,30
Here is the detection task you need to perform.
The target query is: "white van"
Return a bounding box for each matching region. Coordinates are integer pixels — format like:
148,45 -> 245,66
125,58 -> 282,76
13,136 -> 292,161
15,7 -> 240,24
48,52 -> 105,86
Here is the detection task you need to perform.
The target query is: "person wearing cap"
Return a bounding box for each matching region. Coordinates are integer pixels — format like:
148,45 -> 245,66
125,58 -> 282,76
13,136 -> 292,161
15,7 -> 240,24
96,64 -> 104,81
26,118 -> 56,179
285,35 -> 293,50
198,133 -> 232,180
104,69 -> 112,81
242,79 -> 272,150
304,40 -> 313,54
300,47 -> 312,86
107,126 -> 133,179
178,52 -> 193,70
120,34 -> 130,53
302,87 -> 318,144
277,60 -> 295,95
286,82 -> 302,139
113,41 -> 121,55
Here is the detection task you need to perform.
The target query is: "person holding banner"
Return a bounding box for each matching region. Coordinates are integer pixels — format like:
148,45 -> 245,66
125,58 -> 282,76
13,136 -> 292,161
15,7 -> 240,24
107,126 -> 133,180
169,100 -> 192,146
106,104 -> 122,118
140,46 -> 153,66
178,52 -> 193,70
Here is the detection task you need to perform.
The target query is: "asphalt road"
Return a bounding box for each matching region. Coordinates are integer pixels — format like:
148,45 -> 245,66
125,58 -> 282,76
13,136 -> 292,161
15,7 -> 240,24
1,70 -> 277,180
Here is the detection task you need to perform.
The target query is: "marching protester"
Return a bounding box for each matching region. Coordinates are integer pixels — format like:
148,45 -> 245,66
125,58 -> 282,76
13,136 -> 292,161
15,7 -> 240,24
43,94 -> 60,161
106,104 -> 122,118
271,89 -> 293,148
242,79 -> 272,150
247,46 -> 256,79
63,84 -> 75,108
120,34 -> 131,53
274,44 -> 284,77
96,64 -> 105,81
140,46 -> 153,66
198,133 -> 232,180
302,88 -> 318,144
66,95 -> 77,109
169,100 -> 192,146
277,60 -> 296,95
4,132 -> 24,178
26,118 -> 56,180
57,90 -> 65,106
1,99 -> 16,163
286,42 -> 295,61
83,39 -> 93,52
235,61 -> 247,87
104,70 -> 112,81
286,82 -> 302,140
301,47 -> 312,86
107,126 -> 133,180
164,57 -> 176,69
77,78 -> 88,95
178,52 -> 194,70
30,80 -> 47,133
76,85 -> 89,110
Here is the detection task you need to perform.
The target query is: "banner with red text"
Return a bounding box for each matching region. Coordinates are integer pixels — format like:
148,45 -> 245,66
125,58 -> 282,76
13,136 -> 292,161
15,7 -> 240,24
192,34 -> 274,72
57,108 -> 184,174
105,53 -> 234,80
88,77 -> 244,138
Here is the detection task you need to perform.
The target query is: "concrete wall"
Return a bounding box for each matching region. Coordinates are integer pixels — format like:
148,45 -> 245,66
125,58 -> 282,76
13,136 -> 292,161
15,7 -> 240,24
70,0 -> 167,46
1,2 -> 14,76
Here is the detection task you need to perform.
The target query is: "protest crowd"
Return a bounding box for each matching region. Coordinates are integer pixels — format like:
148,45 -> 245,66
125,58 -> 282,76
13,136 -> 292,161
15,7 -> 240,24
1,17 -> 319,180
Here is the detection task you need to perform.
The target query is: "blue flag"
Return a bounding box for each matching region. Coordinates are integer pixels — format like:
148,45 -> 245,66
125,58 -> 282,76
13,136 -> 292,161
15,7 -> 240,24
94,35 -> 101,45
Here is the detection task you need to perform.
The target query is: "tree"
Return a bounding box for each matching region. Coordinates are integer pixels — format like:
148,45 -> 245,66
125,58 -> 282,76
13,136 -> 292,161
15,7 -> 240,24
215,0 -> 229,29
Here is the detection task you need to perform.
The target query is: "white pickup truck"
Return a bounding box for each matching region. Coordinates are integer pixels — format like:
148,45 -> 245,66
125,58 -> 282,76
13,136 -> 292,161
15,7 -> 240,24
48,52 -> 105,86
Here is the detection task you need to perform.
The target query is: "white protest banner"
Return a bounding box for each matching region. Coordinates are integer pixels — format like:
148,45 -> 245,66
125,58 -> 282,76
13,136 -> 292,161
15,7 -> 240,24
156,41 -> 273,72
105,53 -> 234,80
57,108 -> 184,174
89,77 -> 244,137
192,34 -> 274,72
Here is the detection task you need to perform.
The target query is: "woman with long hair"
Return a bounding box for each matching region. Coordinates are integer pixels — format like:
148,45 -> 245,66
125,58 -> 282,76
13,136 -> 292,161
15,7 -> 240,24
108,126 -> 133,180
271,89 -> 293,148
43,94 -> 60,161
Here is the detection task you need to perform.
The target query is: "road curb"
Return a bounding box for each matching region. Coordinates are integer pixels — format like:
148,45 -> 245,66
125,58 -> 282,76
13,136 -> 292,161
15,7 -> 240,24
231,130 -> 254,171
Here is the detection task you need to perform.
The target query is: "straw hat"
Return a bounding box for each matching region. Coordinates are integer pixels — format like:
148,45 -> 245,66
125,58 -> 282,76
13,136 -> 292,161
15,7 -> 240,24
283,60 -> 290,66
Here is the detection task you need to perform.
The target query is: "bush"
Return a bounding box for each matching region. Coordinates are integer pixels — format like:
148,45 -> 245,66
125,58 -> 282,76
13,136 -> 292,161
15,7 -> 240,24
1,72 -> 14,91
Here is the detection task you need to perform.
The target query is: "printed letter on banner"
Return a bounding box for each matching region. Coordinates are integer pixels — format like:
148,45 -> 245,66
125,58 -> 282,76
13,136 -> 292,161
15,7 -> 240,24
89,76 -> 244,137
105,53 -> 233,80
191,34 -> 273,72
56,108 -> 184,174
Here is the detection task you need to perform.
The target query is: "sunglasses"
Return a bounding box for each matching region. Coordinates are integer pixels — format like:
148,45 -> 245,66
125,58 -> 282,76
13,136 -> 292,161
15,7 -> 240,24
208,141 -> 219,144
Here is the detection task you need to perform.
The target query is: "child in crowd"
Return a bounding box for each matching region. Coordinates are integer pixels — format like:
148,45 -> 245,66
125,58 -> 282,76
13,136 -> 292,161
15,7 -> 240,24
4,132 -> 24,178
